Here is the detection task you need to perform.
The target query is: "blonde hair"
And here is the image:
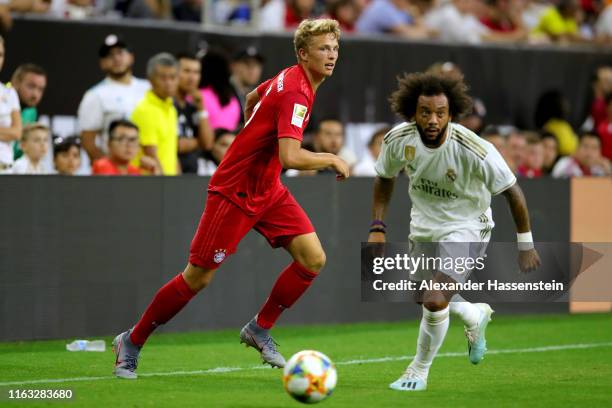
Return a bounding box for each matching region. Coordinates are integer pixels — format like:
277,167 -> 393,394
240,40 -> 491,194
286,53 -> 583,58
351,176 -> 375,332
22,123 -> 49,142
293,19 -> 341,61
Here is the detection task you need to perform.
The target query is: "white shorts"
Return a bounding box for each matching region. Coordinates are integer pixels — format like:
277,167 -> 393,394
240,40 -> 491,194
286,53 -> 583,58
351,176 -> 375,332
409,229 -> 490,284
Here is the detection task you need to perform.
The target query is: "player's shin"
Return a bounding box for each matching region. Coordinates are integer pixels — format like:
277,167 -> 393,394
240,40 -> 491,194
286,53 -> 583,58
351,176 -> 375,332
409,305 -> 450,379
256,261 -> 318,329
130,273 -> 197,346
449,293 -> 480,329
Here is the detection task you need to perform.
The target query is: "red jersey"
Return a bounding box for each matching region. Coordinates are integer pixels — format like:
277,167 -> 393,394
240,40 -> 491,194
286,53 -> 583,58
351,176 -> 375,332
209,64 -> 315,215
92,157 -> 141,175
517,165 -> 542,179
597,120 -> 612,160
480,17 -> 517,32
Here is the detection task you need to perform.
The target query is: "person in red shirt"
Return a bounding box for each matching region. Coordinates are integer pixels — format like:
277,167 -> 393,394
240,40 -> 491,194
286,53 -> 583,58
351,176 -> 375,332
589,67 -> 612,130
92,119 -> 160,175
323,0 -> 359,33
517,132 -> 544,178
112,19 -> 349,379
285,0 -> 316,28
596,92 -> 612,160
479,0 -> 524,33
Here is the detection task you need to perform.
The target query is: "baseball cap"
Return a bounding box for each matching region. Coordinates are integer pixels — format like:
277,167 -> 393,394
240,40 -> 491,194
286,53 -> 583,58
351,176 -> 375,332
233,46 -> 264,63
99,34 -> 129,58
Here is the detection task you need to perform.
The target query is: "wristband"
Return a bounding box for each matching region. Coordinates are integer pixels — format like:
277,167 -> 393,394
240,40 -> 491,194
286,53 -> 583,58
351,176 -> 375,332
370,220 -> 387,229
517,231 -> 534,251
369,227 -> 386,234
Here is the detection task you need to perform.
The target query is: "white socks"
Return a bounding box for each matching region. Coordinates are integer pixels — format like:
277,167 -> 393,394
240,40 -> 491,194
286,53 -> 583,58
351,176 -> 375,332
449,294 -> 480,329
409,305 -> 449,379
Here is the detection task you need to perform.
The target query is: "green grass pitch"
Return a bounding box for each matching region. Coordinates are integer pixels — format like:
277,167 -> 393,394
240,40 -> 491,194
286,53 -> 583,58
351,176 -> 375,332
1,313 -> 611,407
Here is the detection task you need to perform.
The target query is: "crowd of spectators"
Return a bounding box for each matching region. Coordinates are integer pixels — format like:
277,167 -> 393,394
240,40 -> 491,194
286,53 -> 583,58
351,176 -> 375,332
3,0 -> 612,45
0,30 -> 610,178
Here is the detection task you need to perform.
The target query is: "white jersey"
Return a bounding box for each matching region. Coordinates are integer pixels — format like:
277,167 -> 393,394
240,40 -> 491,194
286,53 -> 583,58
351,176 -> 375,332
77,77 -> 149,153
375,122 -> 516,241
12,156 -> 51,175
0,83 -> 20,165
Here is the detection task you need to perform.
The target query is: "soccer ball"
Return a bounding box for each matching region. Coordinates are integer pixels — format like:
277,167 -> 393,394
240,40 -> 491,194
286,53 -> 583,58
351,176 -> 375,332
282,350 -> 337,404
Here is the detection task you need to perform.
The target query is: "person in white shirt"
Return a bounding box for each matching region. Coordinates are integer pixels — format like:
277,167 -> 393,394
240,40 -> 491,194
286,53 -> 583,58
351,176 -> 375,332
77,34 -> 149,163
197,128 -> 236,176
369,71 -> 541,391
12,123 -> 51,174
424,0 -> 490,43
0,35 -> 22,174
52,136 -> 82,176
352,126 -> 389,176
552,133 -> 611,177
425,0 -> 524,43
595,3 -> 612,40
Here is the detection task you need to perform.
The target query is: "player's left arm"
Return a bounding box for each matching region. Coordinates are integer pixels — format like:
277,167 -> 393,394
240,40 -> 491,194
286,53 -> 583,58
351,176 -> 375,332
501,184 -> 541,273
481,141 -> 540,273
368,176 -> 395,243
278,137 -> 349,179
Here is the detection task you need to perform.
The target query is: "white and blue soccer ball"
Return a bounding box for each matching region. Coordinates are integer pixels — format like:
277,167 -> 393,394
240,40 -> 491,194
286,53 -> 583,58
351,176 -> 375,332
283,350 -> 337,404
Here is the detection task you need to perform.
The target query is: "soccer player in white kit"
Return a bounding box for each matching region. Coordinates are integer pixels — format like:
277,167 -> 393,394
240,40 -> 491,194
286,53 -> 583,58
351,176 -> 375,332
368,72 -> 541,391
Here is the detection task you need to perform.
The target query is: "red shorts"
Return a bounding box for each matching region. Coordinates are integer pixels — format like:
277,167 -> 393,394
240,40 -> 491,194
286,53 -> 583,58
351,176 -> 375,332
189,189 -> 315,269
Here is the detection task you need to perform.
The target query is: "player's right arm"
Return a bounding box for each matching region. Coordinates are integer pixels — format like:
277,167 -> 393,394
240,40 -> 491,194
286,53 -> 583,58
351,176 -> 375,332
368,132 -> 407,243
368,176 -> 395,243
278,138 -> 349,179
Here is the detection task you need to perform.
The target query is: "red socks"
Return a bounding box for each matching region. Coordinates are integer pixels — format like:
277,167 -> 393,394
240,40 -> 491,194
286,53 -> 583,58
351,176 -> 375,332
256,261 -> 318,329
129,263 -> 317,345
130,273 -> 196,346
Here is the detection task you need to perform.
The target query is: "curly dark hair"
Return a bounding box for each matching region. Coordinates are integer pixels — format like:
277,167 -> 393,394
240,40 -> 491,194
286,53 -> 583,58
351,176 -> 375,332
389,72 -> 473,121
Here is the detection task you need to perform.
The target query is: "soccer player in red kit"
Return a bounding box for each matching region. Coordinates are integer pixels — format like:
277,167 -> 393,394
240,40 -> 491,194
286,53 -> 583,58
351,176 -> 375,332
112,19 -> 349,379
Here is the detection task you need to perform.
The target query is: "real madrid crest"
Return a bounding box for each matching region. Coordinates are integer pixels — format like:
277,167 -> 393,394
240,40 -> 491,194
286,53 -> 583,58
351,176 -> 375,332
404,145 -> 415,161
446,168 -> 457,182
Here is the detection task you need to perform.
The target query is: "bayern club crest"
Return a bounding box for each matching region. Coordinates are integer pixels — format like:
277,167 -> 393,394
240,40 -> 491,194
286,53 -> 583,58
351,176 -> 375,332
213,249 -> 227,264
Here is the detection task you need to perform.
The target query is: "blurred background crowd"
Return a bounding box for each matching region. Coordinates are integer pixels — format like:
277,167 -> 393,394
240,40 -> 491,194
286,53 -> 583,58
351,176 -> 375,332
0,0 -> 611,44
0,0 -> 610,178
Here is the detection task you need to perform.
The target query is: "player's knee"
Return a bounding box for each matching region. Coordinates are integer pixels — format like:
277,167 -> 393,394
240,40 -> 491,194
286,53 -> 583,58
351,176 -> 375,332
183,264 -> 216,292
302,250 -> 326,272
423,300 -> 449,312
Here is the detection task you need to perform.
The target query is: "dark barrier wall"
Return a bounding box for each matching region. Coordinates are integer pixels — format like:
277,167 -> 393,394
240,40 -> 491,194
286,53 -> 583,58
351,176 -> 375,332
5,17 -> 612,129
0,177 -> 568,341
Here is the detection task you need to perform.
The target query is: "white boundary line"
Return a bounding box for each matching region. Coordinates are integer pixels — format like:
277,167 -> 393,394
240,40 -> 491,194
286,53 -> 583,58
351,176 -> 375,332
1,342 -> 611,387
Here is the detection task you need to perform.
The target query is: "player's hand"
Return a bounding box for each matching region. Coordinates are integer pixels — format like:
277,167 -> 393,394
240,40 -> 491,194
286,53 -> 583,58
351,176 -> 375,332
332,157 -> 349,181
368,231 -> 386,243
367,232 -> 386,259
518,248 -> 541,273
